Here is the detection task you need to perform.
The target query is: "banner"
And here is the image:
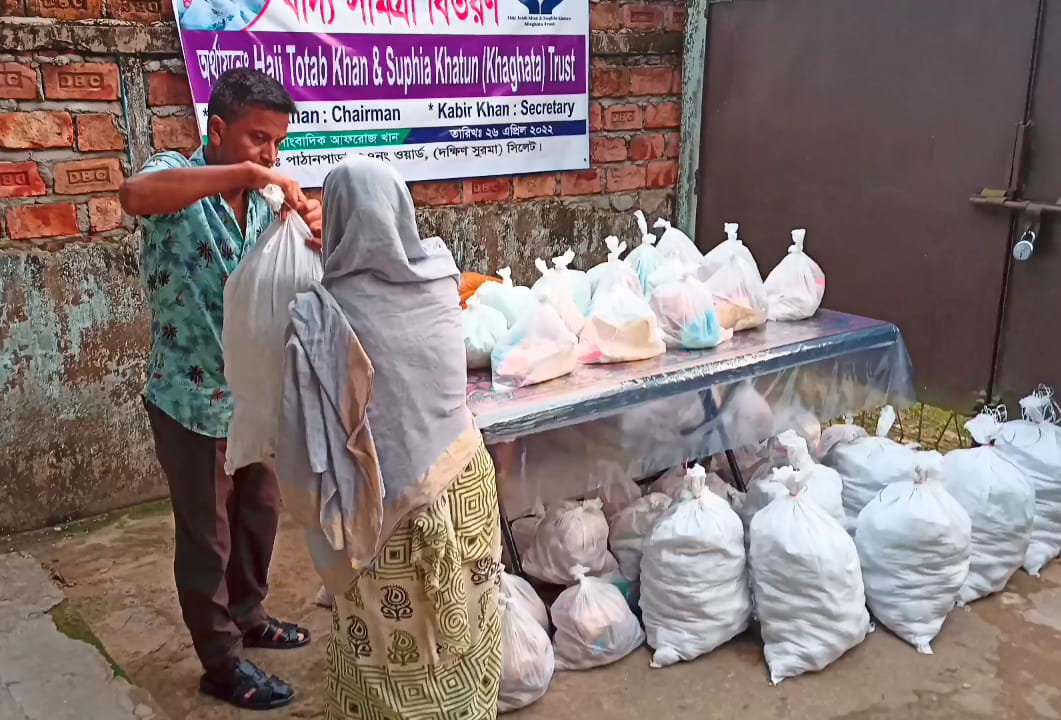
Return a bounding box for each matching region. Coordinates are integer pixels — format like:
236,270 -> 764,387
172,0 -> 589,186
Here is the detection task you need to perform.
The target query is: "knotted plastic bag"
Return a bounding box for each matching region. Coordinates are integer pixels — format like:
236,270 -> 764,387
463,296 -> 509,369
649,266 -> 732,349
551,566 -> 645,670
532,256 -> 585,336
587,236 -> 643,301
523,499 -> 618,585
578,282 -> 666,364
764,228 -> 826,321
609,492 -> 673,581
491,298 -> 578,391
817,414 -> 868,460
856,451 -> 971,654
750,467 -> 871,684
741,435 -> 845,532
653,217 -> 704,268
498,595 -> 555,713
553,249 -> 593,316
709,248 -> 768,332
474,267 -> 535,329
626,211 -> 668,296
223,185 -> 322,474
942,408 -> 1034,603
701,222 -> 759,281
500,569 -> 550,633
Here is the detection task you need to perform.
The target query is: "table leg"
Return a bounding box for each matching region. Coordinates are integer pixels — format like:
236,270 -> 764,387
701,387 -> 748,493
724,449 -> 747,493
490,440 -> 524,576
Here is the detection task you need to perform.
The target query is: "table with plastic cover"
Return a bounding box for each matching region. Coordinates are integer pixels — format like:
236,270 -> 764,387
465,309 -> 916,574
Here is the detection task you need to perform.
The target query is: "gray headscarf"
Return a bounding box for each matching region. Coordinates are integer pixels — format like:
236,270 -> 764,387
321,155 -> 473,491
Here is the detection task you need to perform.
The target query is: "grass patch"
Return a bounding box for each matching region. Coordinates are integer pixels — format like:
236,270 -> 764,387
52,601 -> 128,681
834,403 -> 973,451
4,499 -> 173,552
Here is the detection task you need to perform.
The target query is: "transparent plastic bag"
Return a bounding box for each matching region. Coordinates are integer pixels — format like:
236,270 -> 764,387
532,256 -> 585,336
701,222 -> 760,282
590,458 -> 643,521
498,596 -> 555,713
500,569 -> 550,633
463,296 -> 509,369
551,566 -> 645,670
609,492 -> 673,581
709,251 -> 768,332
553,249 -> 592,317
649,267 -> 732,349
817,414 -> 868,460
223,188 -> 322,474
523,499 -> 618,585
626,211 -> 668,296
474,267 -> 535,329
587,236 -> 643,301
653,217 -> 704,268
764,228 -> 826,321
491,299 -> 578,391
578,282 -> 666,364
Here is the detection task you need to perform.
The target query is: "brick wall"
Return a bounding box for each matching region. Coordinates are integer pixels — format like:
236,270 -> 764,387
0,0 -> 688,532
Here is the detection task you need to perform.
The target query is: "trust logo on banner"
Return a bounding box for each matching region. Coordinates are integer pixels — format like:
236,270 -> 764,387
516,0 -> 564,15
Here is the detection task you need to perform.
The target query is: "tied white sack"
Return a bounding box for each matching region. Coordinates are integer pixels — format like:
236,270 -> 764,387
701,222 -> 759,281
511,502 -> 545,556
750,467 -> 871,684
817,414 -> 868,460
578,282 -> 666,364
764,229 -> 826,321
551,566 -> 645,671
609,492 -> 673,581
626,211 -> 668,296
463,297 -> 508,369
942,409 -> 1034,603
498,596 -> 555,713
709,249 -> 768,332
500,569 -> 550,633
475,267 -> 535,329
586,236 -> 643,301
523,499 -> 618,585
823,406 -> 917,533
741,433 -> 845,531
222,185 -> 322,474
994,388 -> 1061,576
590,459 -> 643,521
653,217 -> 705,269
640,465 -> 751,668
650,463 -> 718,501
491,298 -> 578,392
855,451 -> 972,654
649,266 -> 732,349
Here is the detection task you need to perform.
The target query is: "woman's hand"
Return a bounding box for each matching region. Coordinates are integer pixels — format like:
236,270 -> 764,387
299,197 -> 323,251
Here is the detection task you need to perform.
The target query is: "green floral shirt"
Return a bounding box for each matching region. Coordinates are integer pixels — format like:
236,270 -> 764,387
139,149 -> 275,438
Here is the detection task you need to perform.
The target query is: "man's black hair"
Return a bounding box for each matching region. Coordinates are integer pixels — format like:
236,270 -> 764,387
207,68 -> 296,122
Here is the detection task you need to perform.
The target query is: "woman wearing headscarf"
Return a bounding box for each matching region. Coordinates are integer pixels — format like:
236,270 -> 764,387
276,156 -> 501,719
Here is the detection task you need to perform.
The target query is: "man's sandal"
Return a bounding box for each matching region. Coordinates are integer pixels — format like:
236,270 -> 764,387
243,617 -> 311,650
199,659 -> 294,711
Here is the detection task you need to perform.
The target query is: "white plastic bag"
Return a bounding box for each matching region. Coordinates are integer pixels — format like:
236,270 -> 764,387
474,267 -> 535,329
609,492 -> 673,581
463,297 -> 509,369
532,256 -> 585,336
223,187 -> 322,474
590,459 -> 642,521
824,406 -> 917,532
741,442 -> 845,533
491,299 -> 578,391
995,388 -> 1061,576
855,451 -> 971,654
709,251 -> 768,332
587,236 -> 643,301
649,267 -> 732,349
500,569 -> 550,633
764,228 -> 826,321
578,282 -> 666,364
750,468 -> 871,684
553,249 -> 592,317
640,465 -> 751,668
626,211 -> 668,296
498,596 -> 555,713
551,566 -> 645,670
653,217 -> 703,268
942,409 -> 1035,603
701,222 -> 760,281
649,463 -> 719,501
817,414 -> 869,460
523,499 -> 618,585
511,503 -> 545,556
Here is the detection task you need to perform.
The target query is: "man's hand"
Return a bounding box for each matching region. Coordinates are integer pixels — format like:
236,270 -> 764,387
299,198 -> 323,251
244,161 -> 307,212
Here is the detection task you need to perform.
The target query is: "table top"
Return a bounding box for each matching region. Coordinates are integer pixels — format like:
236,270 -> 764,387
466,310 -> 910,442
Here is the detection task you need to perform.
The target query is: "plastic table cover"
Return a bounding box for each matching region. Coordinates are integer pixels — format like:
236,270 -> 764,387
467,310 -> 915,517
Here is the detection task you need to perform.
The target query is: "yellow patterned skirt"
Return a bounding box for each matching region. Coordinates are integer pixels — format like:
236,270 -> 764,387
326,444 -> 502,720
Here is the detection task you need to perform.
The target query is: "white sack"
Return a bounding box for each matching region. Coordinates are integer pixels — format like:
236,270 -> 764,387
474,267 -> 535,329
609,492 -> 673,581
551,566 -> 645,670
817,414 -> 868,460
750,467 -> 871,684
223,187 -> 322,474
523,499 -> 618,585
511,503 -> 545,556
491,299 -> 578,391
649,268 -> 732,349
627,211 -> 668,296
640,466 -> 751,668
498,596 -> 555,713
855,451 -> 972,654
995,389 -> 1061,576
942,410 -> 1035,603
764,228 -> 826,321
500,570 -> 550,633
463,297 -> 509,369
578,282 -> 666,364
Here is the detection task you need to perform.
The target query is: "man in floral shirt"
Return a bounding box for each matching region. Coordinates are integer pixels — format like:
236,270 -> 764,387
120,68 -> 321,711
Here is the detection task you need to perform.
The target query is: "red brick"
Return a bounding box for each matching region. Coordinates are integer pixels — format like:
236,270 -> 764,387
0,0 -> 24,15
664,5 -> 687,31
106,0 -> 172,21
513,174 -> 557,200
0,162 -> 46,199
646,101 -> 681,129
43,63 -> 119,101
5,203 -> 79,240
54,158 -> 123,195
147,71 -> 192,107
602,104 -> 642,131
151,115 -> 200,152
410,181 -> 461,206
629,133 -> 665,161
590,136 -> 627,163
0,112 -> 73,149
26,0 -> 100,19
622,4 -> 663,30
664,131 -> 680,158
589,2 -> 619,30
89,196 -> 123,232
670,65 -> 683,94
560,169 -> 602,196
76,114 -> 125,152
606,165 -> 646,192
464,177 -> 511,203
589,103 -> 603,132
0,63 -> 37,101
629,68 -> 675,97
646,160 -> 679,188
591,67 -> 629,98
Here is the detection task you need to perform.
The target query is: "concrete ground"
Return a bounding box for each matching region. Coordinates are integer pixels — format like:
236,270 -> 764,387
14,503 -> 1061,720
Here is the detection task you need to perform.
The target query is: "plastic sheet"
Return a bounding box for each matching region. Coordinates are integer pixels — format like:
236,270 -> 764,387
468,310 -> 915,516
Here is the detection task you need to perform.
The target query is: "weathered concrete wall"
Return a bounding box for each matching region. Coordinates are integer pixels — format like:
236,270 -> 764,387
0,0 -> 688,532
